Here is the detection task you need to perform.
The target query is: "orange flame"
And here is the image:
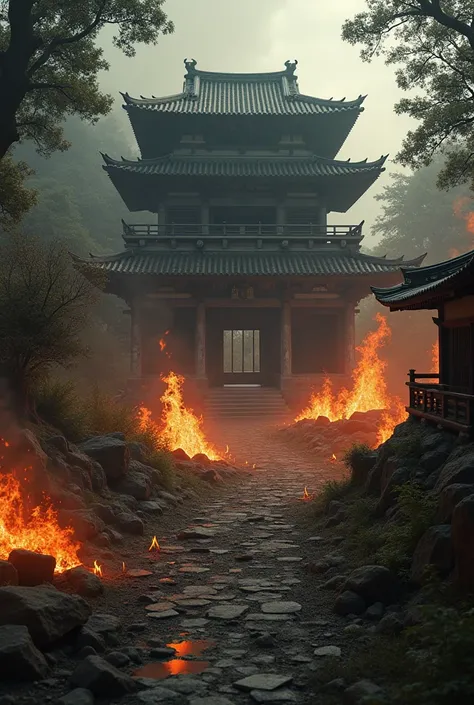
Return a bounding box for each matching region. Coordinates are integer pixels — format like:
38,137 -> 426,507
300,486 -> 313,501
93,560 -> 102,577
122,561 -> 126,573
375,397 -> 407,446
296,315 -> 407,445
159,331 -> 171,358
0,445 -> 81,572
149,535 -> 161,551
331,453 -> 337,461
452,197 -> 474,255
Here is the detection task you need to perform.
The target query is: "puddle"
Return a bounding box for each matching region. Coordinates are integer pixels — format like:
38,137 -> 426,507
135,640 -> 216,680
134,660 -> 210,679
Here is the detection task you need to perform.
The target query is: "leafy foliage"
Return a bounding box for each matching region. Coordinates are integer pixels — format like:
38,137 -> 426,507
342,1 -> 474,188
0,234 -> 101,411
342,442 -> 373,471
0,0 -> 173,159
0,155 -> 37,228
34,378 -> 88,441
313,477 -> 353,515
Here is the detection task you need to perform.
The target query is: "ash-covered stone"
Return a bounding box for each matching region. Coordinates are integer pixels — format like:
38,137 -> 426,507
66,567 -> 104,597
78,436 -> 130,482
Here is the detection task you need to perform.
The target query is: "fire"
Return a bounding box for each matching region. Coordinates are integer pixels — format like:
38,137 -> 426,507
375,397 -> 407,446
331,454 -> 337,461
149,535 -> 161,551
122,562 -> 126,573
296,314 -> 407,445
159,330 -> 171,357
0,452 -> 81,572
299,486 -> 314,501
452,197 -> 474,255
159,372 -> 221,460
93,560 -> 102,577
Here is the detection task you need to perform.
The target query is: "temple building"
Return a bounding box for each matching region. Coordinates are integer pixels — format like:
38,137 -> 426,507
373,250 -> 474,435
77,59 -> 423,409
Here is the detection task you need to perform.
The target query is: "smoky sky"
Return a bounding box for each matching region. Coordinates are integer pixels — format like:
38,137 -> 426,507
99,0 -> 416,248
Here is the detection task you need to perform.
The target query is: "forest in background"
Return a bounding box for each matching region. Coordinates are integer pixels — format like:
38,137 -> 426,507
7,108 -> 474,400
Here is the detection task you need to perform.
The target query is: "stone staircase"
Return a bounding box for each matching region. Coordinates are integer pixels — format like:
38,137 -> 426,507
204,386 -> 290,419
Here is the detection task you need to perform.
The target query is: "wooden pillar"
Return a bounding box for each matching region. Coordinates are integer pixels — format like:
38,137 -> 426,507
345,304 -> 356,374
281,302 -> 292,376
130,301 -> 142,377
196,302 -> 206,378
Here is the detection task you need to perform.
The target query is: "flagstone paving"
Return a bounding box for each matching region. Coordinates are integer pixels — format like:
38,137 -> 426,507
98,420 -> 354,705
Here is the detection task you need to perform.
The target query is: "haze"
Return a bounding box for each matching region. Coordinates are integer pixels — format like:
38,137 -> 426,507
100,0 -> 413,243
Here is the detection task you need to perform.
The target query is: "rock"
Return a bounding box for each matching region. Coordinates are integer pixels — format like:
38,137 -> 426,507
89,461 -> 108,494
115,512 -> 144,535
136,688 -> 183,703
66,567 -> 104,597
128,442 -> 149,463
321,575 -> 347,591
334,591 -> 365,616
343,680 -> 383,704
411,525 -> 454,584
78,436 -> 130,482
8,549 -> 56,586
325,509 -> 347,528
0,560 -> 18,587
344,565 -> 398,605
375,612 -> 404,636
235,674 -> 293,691
208,605 -> 248,620
420,448 -> 450,474
115,470 -> 152,501
314,645 -> 341,657
250,692 -> 298,703
58,509 -> 105,542
451,494 -> 474,590
365,602 -> 384,621
351,452 -> 377,487
57,690 -> 94,705
104,651 -> 130,668
76,627 -> 106,653
85,613 -> 121,640
172,448 -> 190,461
47,435 -> 69,455
0,586 -> 91,647
377,467 -> 411,514
0,624 -> 49,681
435,449 -> 474,493
254,632 -> 276,648
178,527 -> 215,540
437,483 -> 474,522
70,655 -> 136,696
260,602 -> 302,614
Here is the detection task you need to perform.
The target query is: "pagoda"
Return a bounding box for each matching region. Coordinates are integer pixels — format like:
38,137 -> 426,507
77,59 -> 424,408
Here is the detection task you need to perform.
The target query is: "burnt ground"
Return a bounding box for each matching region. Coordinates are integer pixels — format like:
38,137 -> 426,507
3,419 -> 362,705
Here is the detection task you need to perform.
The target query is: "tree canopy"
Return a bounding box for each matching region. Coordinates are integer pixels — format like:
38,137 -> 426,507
342,1 -> 474,189
0,0 -> 173,160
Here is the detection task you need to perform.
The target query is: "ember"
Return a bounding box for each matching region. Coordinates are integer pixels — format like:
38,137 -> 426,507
149,535 -> 161,551
296,314 -> 407,445
0,443 -> 81,572
93,560 -> 102,577
299,487 -> 314,501
159,330 -> 171,358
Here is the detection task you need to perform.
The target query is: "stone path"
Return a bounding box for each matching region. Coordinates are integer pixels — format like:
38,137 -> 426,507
109,420 -> 350,705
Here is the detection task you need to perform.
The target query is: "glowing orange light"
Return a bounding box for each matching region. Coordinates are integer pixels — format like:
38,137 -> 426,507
331,454 -> 337,461
159,330 -> 171,358
93,560 -> 102,577
299,486 -> 314,501
122,561 -> 126,573
0,441 -> 81,573
149,535 -> 161,551
296,314 -> 407,446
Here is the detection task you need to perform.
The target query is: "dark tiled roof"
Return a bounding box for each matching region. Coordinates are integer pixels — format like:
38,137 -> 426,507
122,62 -> 365,117
102,153 -> 387,179
372,250 -> 474,309
77,250 -> 425,277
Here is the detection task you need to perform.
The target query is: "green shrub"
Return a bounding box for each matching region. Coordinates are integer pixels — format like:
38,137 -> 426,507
343,442 -> 373,472
34,379 -> 88,441
83,386 -> 138,437
389,429 -> 423,462
374,483 -> 437,574
313,477 -> 352,515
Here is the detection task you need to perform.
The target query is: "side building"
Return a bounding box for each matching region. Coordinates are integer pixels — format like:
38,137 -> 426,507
76,60 -> 424,409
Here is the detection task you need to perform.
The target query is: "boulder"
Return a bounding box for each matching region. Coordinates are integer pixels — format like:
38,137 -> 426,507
343,680 -> 383,704
114,512 -> 144,535
172,448 -> 191,461
57,689 -> 94,705
437,483 -> 474,523
350,452 -> 377,487
85,613 -> 121,640
89,461 -> 107,494
58,509 -> 105,541
78,436 -> 130,482
128,442 -> 149,463
115,471 -> 152,501
91,503 -> 116,525
69,655 -> 136,696
334,591 -> 365,616
0,624 -> 49,681
46,435 -> 69,455
0,560 -> 18,587
451,494 -> 474,590
411,525 -> 454,585
376,467 -> 411,514
375,612 -> 404,636
66,567 -> 104,597
0,586 -> 91,647
8,549 -> 56,586
420,448 -> 450,474
434,449 -> 474,493
344,565 -> 398,605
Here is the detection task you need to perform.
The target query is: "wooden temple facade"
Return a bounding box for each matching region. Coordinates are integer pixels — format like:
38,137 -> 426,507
78,60 -> 423,406
373,250 -> 474,435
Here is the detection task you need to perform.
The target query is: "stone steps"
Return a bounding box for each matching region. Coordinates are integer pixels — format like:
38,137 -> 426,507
204,387 -> 290,418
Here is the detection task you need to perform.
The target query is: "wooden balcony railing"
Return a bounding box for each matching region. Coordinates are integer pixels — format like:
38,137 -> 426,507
122,221 -> 363,246
407,369 -> 474,433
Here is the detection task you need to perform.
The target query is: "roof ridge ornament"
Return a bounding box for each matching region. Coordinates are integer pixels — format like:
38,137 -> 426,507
283,59 -> 299,98
284,59 -> 298,75
184,58 -> 198,98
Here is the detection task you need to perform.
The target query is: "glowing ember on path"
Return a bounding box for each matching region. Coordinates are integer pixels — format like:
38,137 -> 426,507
0,445 -> 81,572
93,560 -> 102,577
296,314 -> 407,445
299,487 -> 314,501
149,535 -> 161,551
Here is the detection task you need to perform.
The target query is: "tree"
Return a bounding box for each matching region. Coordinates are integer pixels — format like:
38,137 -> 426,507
0,234 -> 102,416
342,1 -> 474,189
0,0 -> 173,160
0,155 -> 37,228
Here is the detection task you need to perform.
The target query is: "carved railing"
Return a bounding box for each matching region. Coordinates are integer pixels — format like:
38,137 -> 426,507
407,370 -> 474,432
122,221 -> 363,246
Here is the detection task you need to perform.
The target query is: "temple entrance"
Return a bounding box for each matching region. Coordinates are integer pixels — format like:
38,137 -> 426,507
206,308 -> 281,387
223,329 -> 261,384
